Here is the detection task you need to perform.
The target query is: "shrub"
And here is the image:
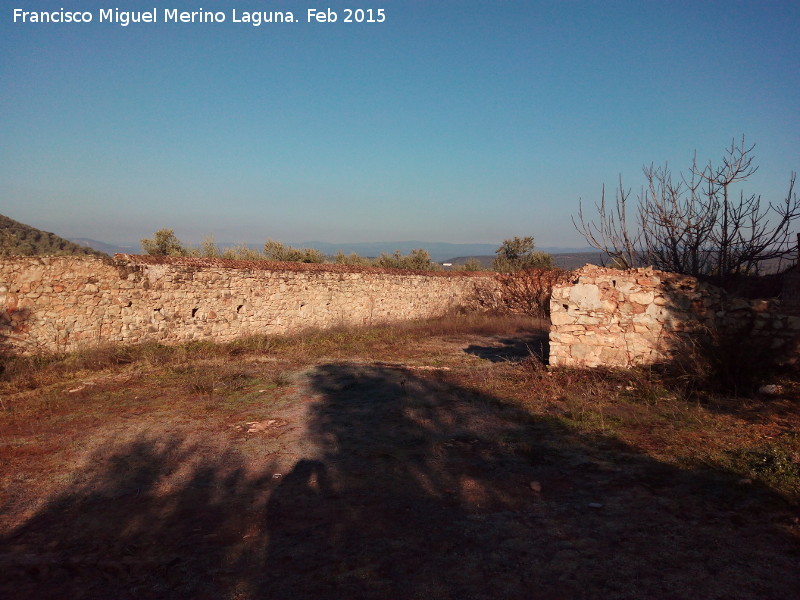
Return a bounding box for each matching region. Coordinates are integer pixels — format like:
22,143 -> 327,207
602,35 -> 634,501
457,258 -> 484,271
374,249 -> 441,271
198,234 -> 220,258
492,236 -> 553,273
141,229 -> 189,256
263,239 -> 325,263
333,251 -> 373,266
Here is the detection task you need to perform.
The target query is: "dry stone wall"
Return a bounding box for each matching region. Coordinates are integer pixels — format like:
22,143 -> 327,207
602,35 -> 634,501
550,265 -> 800,368
782,269 -> 800,312
0,255 -> 499,354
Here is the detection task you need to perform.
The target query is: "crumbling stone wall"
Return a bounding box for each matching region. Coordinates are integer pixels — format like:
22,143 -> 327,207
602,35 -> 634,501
0,255 -> 499,354
550,265 -> 800,368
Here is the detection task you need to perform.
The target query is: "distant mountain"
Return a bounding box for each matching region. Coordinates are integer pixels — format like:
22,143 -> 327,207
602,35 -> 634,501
296,242 -> 598,262
9,227 -> 601,265
296,241 -> 500,262
550,252 -> 610,270
443,252 -> 609,270
69,238 -> 138,256
0,214 -> 108,258
538,246 -> 599,254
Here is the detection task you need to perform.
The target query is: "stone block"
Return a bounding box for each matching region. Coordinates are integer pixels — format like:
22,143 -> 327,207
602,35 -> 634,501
629,291 -> 655,305
550,311 -> 575,326
569,283 -> 602,310
575,315 -> 600,325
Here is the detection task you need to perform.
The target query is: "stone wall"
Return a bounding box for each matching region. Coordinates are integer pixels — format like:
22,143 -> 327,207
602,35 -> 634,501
549,265 -> 800,368
782,268 -> 800,312
0,255 -> 498,354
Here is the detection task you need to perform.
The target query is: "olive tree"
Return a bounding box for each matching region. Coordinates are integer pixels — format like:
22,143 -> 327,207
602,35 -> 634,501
375,248 -> 441,270
140,229 -> 188,256
492,236 -> 553,273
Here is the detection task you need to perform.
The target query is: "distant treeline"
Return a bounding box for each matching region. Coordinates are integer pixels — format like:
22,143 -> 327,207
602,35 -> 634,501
0,214 -> 107,258
142,229 -> 554,273
141,229 -> 457,271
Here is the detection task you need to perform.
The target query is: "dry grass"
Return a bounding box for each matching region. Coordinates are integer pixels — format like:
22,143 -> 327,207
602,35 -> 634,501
1,312 -> 798,599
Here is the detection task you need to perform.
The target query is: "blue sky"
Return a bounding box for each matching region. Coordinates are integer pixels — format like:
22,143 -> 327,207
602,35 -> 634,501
2,0 -> 798,248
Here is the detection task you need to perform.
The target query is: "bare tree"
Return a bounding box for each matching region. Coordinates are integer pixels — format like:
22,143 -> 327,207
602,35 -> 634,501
637,159 -> 718,276
574,137 -> 799,279
573,177 -> 642,270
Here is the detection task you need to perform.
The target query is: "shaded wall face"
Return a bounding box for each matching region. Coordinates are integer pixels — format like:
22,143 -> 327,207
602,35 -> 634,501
0,257 -> 498,354
549,265 -> 800,368
782,271 -> 800,312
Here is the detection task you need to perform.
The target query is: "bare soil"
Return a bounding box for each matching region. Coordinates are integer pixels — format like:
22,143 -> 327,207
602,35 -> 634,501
1,318 -> 798,599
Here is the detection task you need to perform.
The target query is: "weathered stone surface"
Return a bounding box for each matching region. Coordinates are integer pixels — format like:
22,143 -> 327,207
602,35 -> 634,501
0,256 -> 500,354
549,310 -> 573,326
629,291 -> 655,305
568,283 -> 602,310
549,265 -> 800,368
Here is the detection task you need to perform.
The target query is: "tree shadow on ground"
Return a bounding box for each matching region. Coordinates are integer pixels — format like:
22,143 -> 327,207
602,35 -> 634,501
2,363 -> 798,599
463,332 -> 549,363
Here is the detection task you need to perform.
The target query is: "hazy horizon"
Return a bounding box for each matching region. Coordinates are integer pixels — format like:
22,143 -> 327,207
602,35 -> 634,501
68,234 -> 595,252
2,1 -> 798,247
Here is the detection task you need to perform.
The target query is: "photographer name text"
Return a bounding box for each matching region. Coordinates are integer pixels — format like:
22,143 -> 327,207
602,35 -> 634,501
12,7 -> 387,27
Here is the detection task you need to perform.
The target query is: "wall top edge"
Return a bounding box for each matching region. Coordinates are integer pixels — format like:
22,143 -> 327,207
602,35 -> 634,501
111,254 -> 495,277
0,253 -> 493,277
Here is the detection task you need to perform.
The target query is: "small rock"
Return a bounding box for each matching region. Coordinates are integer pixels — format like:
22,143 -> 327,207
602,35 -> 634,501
245,419 -> 283,433
272,473 -> 282,480
758,384 -> 783,396
529,481 -> 542,493
588,502 -> 604,509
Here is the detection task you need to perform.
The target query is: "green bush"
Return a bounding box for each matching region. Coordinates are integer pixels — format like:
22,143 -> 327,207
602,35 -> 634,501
492,236 -> 553,273
141,229 -> 189,256
263,239 -> 325,263
375,249 -> 441,270
333,251 -> 373,266
456,258 -> 484,271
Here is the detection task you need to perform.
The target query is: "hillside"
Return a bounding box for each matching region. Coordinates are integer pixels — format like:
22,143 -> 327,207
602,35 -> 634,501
68,237 -> 137,256
0,214 -> 107,258
444,252 -> 609,270
299,241 -> 499,262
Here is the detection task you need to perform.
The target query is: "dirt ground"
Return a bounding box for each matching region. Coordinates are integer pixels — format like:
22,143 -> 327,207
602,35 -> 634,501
1,323 -> 798,599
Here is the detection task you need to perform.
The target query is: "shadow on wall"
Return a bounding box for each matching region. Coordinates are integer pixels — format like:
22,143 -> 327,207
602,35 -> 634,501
551,266 -> 800,386
655,278 -> 798,396
2,364 -> 799,599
